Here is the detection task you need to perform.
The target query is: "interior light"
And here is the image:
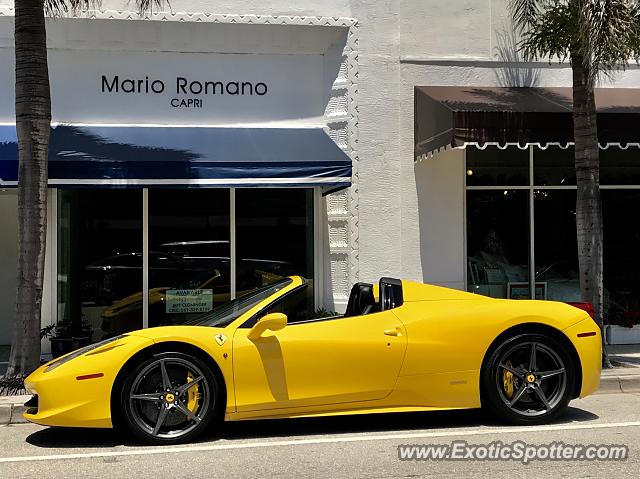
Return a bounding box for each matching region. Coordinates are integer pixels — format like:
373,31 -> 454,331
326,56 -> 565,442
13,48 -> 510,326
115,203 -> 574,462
466,169 -> 474,176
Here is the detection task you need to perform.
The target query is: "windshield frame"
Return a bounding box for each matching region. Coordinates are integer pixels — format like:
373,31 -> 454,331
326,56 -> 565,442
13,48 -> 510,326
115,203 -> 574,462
185,277 -> 294,328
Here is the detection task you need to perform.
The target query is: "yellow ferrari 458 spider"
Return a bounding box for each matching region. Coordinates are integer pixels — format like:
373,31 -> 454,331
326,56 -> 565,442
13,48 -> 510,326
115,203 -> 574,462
24,276 -> 601,444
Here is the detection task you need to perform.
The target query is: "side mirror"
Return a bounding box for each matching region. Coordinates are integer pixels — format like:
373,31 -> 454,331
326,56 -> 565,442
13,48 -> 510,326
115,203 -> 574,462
247,312 -> 287,340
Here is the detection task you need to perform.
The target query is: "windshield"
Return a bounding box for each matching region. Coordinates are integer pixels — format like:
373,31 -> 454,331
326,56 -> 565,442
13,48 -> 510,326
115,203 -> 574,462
186,278 -> 293,328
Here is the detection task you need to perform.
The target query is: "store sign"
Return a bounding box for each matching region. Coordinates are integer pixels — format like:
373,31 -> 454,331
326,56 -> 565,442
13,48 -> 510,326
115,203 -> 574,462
507,282 -> 547,300
100,75 -> 269,109
165,289 -> 214,314
0,49 -> 325,125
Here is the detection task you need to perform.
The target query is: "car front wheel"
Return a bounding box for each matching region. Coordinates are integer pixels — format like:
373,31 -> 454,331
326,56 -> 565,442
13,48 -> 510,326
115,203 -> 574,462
482,333 -> 575,425
120,351 -> 220,444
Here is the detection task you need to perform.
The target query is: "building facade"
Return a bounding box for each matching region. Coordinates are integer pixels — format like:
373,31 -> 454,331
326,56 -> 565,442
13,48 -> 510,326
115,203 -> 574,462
1,1 -> 640,358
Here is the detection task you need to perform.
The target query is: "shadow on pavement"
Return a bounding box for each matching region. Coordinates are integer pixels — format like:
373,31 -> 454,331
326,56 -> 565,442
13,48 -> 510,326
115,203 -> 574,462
25,405 -> 599,449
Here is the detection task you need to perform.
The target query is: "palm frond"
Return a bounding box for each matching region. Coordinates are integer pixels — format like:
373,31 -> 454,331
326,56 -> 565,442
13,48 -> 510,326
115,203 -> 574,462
510,0 -> 559,32
510,0 -> 541,31
577,0 -> 640,81
509,0 -> 640,82
517,2 -> 577,62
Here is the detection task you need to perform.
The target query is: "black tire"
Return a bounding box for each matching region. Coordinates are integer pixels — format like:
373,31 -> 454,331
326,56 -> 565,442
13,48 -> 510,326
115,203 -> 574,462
482,333 -> 575,425
120,351 -> 221,445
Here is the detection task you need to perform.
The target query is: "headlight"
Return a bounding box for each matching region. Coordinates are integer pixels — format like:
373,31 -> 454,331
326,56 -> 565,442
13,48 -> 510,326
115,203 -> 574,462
44,335 -> 126,373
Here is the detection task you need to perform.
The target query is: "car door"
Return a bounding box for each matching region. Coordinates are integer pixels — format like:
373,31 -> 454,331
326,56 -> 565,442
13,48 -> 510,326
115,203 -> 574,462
232,286 -> 407,412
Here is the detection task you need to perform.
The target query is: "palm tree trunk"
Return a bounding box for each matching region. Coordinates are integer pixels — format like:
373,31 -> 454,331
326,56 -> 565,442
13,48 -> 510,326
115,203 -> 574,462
570,49 -> 610,367
6,0 -> 51,376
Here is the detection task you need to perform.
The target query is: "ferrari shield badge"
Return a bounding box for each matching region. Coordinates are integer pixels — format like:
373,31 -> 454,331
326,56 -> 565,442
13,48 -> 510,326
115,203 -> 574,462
214,334 -> 227,346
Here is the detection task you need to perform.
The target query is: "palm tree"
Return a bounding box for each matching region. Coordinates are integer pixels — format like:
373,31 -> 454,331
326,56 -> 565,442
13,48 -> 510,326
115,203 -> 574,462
510,0 -> 640,366
5,0 -> 161,378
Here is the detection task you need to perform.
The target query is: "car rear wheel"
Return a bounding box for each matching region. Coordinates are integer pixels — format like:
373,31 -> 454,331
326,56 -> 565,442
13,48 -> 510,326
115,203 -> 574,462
482,333 -> 575,425
120,351 -> 220,444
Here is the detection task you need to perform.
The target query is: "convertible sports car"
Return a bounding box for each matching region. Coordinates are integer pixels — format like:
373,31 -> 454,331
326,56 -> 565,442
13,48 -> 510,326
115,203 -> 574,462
24,276 -> 601,444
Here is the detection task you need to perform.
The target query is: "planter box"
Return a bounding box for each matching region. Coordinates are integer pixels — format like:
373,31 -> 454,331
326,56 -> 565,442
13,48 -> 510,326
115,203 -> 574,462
606,325 -> 640,345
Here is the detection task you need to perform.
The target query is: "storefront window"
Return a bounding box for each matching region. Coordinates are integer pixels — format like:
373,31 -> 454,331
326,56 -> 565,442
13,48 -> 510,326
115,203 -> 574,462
602,190 -> 640,325
466,146 -> 529,186
58,190 -> 143,342
145,189 -> 230,330
236,189 -> 314,304
467,190 -> 529,299
600,148 -> 640,185
534,190 -> 579,301
57,187 -> 315,343
533,146 -> 576,186
467,145 -> 640,313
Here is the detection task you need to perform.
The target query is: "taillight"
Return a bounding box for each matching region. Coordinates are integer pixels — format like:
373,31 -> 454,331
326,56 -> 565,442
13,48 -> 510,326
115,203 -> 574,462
567,302 -> 594,318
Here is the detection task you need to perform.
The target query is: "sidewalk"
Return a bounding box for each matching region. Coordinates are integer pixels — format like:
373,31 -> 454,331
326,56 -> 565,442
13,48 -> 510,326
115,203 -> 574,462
0,394 -> 30,425
608,344 -> 640,368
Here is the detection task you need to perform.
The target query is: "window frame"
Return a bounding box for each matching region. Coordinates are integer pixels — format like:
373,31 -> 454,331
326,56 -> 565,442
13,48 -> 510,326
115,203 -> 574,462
56,187 -> 320,331
465,144 -> 640,300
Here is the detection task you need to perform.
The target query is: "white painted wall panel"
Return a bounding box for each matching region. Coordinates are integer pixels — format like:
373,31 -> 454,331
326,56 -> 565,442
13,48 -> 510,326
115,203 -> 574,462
414,149 -> 465,286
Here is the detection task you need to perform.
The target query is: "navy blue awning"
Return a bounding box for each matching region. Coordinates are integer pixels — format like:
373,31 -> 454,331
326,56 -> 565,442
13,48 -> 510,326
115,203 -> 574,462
0,125 -> 351,189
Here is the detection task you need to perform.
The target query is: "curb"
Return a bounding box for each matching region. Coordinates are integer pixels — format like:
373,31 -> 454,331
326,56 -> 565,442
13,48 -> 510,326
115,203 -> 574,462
0,395 -> 30,426
597,373 -> 640,395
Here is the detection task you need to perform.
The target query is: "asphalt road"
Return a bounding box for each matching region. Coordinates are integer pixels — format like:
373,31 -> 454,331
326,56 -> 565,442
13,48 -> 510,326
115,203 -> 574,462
1,393 -> 640,478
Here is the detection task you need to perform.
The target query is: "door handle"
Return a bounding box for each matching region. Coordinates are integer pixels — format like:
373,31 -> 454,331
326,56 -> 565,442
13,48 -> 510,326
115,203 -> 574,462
384,328 -> 401,337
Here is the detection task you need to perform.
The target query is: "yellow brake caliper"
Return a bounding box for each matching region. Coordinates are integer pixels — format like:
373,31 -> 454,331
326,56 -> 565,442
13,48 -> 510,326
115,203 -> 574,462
503,360 -> 515,399
186,371 -> 200,413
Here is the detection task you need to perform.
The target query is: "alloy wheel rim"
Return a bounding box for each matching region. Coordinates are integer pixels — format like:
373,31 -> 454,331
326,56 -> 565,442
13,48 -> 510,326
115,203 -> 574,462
495,341 -> 567,417
129,357 -> 211,439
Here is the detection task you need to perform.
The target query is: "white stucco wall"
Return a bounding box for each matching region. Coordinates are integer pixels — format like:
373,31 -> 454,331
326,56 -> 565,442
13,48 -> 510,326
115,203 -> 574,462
2,0 -> 640,329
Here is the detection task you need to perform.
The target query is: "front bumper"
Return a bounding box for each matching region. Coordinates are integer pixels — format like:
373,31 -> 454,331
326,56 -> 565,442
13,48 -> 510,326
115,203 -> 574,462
563,318 -> 602,398
23,334 -> 153,428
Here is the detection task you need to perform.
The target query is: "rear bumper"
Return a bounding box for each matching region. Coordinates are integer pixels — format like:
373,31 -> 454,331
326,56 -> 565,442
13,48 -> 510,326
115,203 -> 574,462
563,318 -> 602,398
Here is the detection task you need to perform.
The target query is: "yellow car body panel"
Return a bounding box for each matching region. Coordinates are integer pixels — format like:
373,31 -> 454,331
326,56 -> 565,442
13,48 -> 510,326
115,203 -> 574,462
128,326 -> 236,415
23,334 -> 154,428
562,318 -> 602,397
23,277 -> 602,428
232,308 -> 407,413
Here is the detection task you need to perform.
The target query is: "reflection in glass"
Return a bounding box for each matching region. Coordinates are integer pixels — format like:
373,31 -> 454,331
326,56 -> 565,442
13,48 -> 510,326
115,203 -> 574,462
600,148 -> 640,185
188,278 -> 292,328
602,191 -> 640,326
467,190 -> 529,298
534,190 -> 579,302
57,190 -> 142,342
466,146 -> 529,186
236,189 -> 314,305
139,189 -> 231,332
256,281 -> 315,324
533,146 -> 576,186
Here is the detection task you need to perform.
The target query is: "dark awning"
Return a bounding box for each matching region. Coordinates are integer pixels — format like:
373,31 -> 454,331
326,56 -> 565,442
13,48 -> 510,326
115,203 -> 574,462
0,125 -> 352,189
415,86 -> 640,158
